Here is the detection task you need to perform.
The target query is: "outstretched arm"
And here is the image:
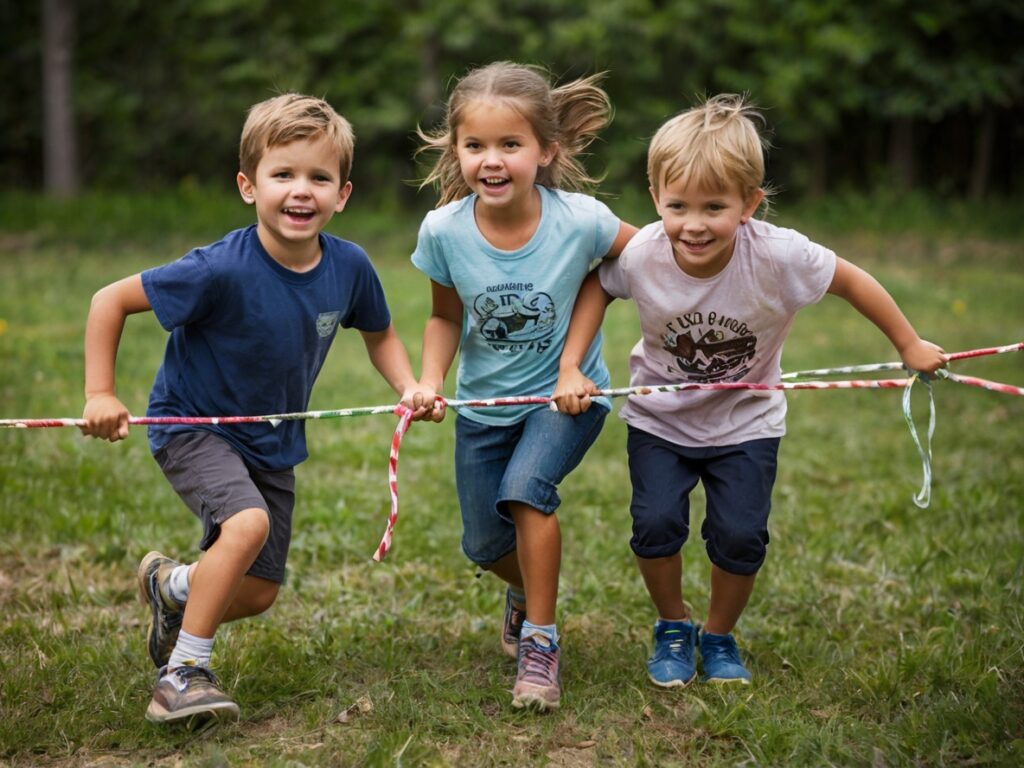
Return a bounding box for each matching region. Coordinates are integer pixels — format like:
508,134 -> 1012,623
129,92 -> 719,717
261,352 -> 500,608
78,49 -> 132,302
360,324 -> 438,421
398,280 -> 462,421
827,258 -> 946,373
553,271 -> 616,415
82,274 -> 152,441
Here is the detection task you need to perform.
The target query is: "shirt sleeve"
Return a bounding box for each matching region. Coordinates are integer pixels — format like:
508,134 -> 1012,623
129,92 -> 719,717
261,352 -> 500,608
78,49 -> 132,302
342,248 -> 392,332
141,249 -> 218,331
598,247 -> 633,300
410,214 -> 453,287
776,231 -> 837,313
590,197 -> 622,265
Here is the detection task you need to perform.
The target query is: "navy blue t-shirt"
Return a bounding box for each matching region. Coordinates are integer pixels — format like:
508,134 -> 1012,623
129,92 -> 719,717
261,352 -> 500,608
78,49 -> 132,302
142,225 -> 391,470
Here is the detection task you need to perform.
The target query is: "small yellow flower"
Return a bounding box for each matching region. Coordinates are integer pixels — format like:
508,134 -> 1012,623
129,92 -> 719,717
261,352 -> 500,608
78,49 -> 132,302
951,299 -> 967,317
0,318 -> 7,336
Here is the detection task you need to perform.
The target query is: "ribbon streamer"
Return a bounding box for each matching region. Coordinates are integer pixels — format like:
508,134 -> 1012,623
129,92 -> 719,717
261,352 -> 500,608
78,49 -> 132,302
372,405 -> 414,562
902,375 -> 936,508
2,341 -> 1021,561
781,341 -> 1024,380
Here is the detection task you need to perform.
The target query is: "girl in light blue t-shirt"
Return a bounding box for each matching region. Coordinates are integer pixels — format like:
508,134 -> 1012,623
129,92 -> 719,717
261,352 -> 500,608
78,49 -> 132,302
403,61 -> 636,712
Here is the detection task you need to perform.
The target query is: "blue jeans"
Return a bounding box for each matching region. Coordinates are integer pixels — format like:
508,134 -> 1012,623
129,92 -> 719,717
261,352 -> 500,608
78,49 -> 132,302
455,405 -> 608,566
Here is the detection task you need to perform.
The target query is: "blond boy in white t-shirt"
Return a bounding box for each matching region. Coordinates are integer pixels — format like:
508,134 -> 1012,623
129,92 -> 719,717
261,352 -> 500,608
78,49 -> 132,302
553,94 -> 946,687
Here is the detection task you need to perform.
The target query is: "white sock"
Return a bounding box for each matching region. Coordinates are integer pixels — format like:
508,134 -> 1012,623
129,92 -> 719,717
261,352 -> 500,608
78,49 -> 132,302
521,620 -> 558,647
167,630 -> 214,669
167,564 -> 191,605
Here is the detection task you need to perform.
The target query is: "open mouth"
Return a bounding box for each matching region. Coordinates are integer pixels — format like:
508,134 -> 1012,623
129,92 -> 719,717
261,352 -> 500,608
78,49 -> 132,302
284,207 -> 316,222
481,177 -> 510,190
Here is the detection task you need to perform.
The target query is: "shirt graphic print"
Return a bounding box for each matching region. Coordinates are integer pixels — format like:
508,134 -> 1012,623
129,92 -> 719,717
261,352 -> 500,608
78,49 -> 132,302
662,310 -> 757,383
472,282 -> 556,355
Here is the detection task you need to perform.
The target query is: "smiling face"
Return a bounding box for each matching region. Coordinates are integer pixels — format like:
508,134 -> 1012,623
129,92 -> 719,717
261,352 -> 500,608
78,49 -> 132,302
454,99 -> 555,214
651,177 -> 764,278
236,134 -> 352,270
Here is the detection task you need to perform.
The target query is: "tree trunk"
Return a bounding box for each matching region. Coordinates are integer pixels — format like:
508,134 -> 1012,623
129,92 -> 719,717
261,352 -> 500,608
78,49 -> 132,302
968,107 -> 995,201
887,117 -> 915,191
42,0 -> 78,197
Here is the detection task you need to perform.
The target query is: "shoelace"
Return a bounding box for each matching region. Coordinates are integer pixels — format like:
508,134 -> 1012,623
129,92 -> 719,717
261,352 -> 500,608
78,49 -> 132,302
519,641 -> 558,682
659,627 -> 691,657
172,665 -> 218,688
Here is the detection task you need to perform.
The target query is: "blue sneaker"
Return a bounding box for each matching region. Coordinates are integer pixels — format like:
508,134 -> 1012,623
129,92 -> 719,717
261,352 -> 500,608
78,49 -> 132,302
699,631 -> 752,684
647,619 -> 697,688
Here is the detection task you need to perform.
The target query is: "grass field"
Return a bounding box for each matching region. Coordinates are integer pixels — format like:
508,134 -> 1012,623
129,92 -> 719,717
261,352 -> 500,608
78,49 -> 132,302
1,191 -> 1023,766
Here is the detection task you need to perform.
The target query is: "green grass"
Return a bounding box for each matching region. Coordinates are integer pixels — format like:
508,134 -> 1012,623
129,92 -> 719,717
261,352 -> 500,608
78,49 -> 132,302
1,193 -> 1023,766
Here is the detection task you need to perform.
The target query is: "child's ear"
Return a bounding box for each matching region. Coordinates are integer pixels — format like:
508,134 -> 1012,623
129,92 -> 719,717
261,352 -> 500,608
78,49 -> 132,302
237,172 -> 255,205
334,181 -> 354,213
741,188 -> 765,222
539,141 -> 559,168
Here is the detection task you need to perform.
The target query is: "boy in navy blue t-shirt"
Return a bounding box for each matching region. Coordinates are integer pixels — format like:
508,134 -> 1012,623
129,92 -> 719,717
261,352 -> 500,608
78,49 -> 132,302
82,93 -> 433,726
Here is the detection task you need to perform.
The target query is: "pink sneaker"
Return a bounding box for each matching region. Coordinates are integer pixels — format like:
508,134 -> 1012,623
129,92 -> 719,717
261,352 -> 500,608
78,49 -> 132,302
512,635 -> 561,711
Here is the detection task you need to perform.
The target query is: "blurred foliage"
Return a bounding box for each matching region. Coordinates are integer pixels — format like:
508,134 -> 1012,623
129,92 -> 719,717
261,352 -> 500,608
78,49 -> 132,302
3,0 -> 1023,199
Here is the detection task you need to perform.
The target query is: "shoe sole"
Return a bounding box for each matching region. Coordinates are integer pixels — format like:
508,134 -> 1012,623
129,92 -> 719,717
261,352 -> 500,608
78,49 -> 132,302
137,550 -> 168,607
511,691 -> 560,711
145,699 -> 241,727
501,636 -> 518,659
138,551 -> 182,668
648,671 -> 697,689
702,675 -> 752,685
501,594 -> 524,659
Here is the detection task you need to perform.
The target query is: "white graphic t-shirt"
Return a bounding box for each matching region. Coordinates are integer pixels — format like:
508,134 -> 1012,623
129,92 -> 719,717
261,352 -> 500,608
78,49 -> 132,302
599,217 -> 836,447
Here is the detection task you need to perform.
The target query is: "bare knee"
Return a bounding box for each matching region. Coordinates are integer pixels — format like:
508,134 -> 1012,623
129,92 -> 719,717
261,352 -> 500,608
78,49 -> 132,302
220,507 -> 270,556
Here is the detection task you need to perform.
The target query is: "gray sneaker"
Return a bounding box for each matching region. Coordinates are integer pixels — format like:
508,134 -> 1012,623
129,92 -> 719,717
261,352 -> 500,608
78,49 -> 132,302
501,589 -> 526,659
145,664 -> 240,725
138,551 -> 185,668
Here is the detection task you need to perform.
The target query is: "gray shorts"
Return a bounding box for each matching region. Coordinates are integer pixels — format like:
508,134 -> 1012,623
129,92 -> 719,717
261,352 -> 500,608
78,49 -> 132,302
153,430 -> 295,583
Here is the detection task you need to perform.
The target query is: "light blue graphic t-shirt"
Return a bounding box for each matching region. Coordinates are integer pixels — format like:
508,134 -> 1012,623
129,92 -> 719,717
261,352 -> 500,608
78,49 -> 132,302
412,186 -> 619,425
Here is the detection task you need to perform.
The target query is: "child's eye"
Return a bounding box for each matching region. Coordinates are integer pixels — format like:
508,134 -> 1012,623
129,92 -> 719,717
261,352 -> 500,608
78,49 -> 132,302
463,141 -> 481,150
504,140 -> 521,149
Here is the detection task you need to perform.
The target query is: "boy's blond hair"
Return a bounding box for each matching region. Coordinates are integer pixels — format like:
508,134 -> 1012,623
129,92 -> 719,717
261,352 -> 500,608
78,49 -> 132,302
239,93 -> 355,183
648,94 -> 770,206
418,61 -> 612,207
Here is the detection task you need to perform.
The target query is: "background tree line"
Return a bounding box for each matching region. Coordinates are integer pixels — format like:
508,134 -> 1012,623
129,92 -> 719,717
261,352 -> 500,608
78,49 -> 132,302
5,0 -> 1023,202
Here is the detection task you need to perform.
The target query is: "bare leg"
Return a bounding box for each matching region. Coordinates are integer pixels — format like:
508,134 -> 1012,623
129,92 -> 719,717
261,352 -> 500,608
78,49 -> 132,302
704,564 -> 755,635
180,507 -> 269,638
485,550 -> 524,593
636,554 -> 689,621
508,501 -> 560,626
